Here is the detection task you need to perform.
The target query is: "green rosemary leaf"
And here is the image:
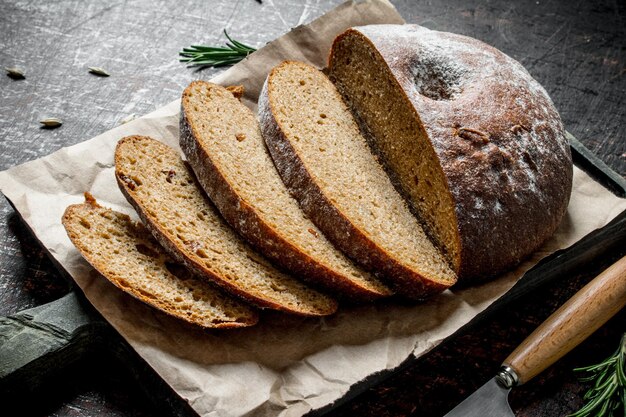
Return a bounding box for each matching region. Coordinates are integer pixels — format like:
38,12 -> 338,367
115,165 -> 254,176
224,30 -> 255,52
182,54 -> 238,63
229,40 -> 255,52
574,357 -> 615,373
178,30 -> 256,69
570,334 -> 626,417
597,396 -> 610,416
183,56 -> 242,66
224,43 -> 243,53
618,343 -> 626,384
190,50 -> 246,57
223,29 -> 238,44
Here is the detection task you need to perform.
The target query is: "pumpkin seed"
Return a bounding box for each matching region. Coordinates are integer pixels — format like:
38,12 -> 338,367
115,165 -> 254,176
5,67 -> 25,79
40,118 -> 63,128
88,66 -> 110,76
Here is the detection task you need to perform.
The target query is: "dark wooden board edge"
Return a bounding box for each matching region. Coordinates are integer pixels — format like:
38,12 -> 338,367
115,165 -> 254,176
568,132 -> 626,198
1,133 -> 624,417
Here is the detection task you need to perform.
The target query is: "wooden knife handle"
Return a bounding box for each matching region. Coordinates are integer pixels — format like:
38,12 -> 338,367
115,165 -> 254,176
503,254 -> 626,385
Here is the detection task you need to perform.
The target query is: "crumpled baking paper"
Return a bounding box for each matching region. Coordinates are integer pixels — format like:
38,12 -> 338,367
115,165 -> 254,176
1,1 -> 625,416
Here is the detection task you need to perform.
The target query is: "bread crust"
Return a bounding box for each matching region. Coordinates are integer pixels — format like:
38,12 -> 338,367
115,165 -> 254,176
180,81 -> 391,301
62,195 -> 259,328
259,64 -> 452,299
329,25 -> 573,280
115,136 -> 338,316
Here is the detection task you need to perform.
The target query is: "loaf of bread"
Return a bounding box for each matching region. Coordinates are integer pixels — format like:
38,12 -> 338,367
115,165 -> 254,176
115,135 -> 338,316
328,24 -> 573,280
64,23 -> 572,324
259,61 -> 457,299
180,81 -> 391,300
62,194 -> 258,328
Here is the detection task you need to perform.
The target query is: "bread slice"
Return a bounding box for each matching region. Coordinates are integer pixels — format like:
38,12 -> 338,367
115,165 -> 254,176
115,135 -> 337,316
259,61 -> 457,299
179,81 -> 391,300
62,194 -> 258,328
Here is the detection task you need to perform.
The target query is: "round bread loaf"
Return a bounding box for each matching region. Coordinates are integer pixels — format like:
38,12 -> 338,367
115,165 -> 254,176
329,24 -> 573,281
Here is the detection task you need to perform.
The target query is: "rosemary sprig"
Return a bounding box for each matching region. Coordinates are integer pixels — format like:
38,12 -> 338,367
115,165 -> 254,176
570,333 -> 626,417
179,30 -> 256,70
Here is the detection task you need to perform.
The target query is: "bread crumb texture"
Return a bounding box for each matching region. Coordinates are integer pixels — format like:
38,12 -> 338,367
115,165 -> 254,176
115,136 -> 337,316
261,61 -> 457,299
62,196 -> 258,328
180,81 -> 391,300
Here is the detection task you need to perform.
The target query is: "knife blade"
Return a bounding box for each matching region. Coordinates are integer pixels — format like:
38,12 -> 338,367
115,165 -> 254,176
444,254 -> 626,417
444,377 -> 513,417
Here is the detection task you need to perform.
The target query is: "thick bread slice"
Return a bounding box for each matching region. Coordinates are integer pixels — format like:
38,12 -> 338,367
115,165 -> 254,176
179,81 -> 391,301
115,135 -> 337,316
62,194 -> 258,329
259,61 -> 457,299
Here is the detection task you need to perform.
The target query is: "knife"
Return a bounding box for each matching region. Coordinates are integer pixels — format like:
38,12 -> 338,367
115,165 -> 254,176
444,253 -> 626,417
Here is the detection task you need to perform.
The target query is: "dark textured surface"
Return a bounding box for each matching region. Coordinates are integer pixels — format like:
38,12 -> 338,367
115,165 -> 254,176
0,0 -> 624,416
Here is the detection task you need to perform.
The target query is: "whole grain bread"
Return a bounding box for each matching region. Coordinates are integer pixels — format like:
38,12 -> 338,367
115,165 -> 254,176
328,25 -> 573,280
179,81 -> 391,301
259,61 -> 457,299
62,194 -> 258,328
115,135 -> 337,316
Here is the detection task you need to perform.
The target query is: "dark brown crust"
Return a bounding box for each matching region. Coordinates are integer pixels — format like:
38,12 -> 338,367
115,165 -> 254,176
115,136 -> 337,317
179,81 -> 391,301
62,200 -> 259,329
258,64 -> 451,300
329,26 -> 573,281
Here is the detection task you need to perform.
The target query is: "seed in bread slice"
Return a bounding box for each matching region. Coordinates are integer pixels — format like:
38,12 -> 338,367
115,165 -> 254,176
179,81 -> 391,301
115,135 -> 337,316
62,194 -> 258,328
259,61 -> 457,299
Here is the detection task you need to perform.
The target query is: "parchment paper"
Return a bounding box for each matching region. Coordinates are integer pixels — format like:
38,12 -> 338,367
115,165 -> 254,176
1,1 -> 625,416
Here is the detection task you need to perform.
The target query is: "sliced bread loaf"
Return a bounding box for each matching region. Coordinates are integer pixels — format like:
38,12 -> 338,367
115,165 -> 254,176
62,194 -> 258,328
115,135 -> 337,316
328,25 -> 572,280
179,81 -> 391,300
259,61 -> 457,299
